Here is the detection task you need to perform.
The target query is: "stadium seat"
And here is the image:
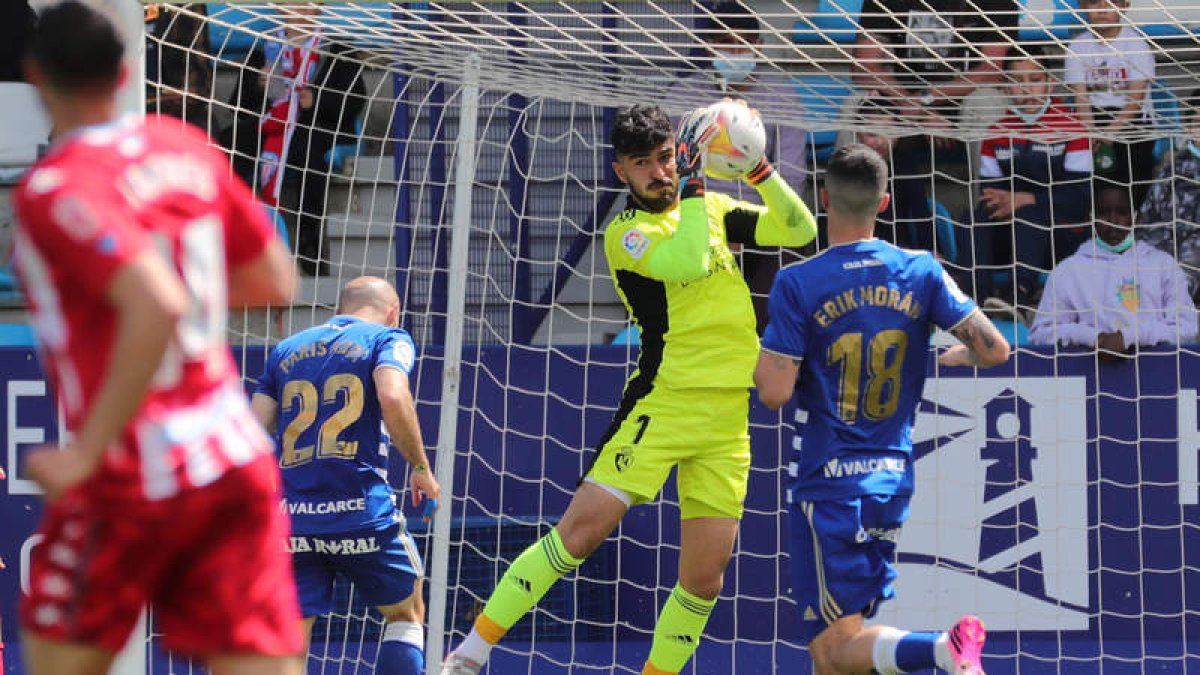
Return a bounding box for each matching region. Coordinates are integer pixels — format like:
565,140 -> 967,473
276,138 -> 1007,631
611,325 -> 640,346
990,318 -> 1030,345
930,198 -> 958,264
265,205 -> 291,247
0,322 -> 35,346
207,3 -> 427,57
794,75 -> 855,166
1151,81 -> 1185,163
1128,0 -> 1200,38
206,5 -> 275,57
0,83 -> 52,177
324,116 -> 364,173
792,0 -> 864,45
1018,0 -> 1082,41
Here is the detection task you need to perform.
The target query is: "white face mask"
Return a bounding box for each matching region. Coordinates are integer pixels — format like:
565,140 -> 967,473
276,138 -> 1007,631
714,51 -> 756,84
1095,232 -> 1134,254
1010,98 -> 1051,126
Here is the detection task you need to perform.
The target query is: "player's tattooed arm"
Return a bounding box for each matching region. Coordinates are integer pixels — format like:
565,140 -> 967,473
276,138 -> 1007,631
941,309 -> 1011,368
755,350 -> 802,410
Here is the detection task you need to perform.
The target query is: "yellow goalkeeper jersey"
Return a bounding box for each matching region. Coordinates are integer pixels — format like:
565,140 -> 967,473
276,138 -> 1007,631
603,177 -> 816,390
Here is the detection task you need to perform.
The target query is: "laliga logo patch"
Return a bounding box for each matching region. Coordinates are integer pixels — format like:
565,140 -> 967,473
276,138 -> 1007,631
393,339 -> 415,371
622,229 -> 650,260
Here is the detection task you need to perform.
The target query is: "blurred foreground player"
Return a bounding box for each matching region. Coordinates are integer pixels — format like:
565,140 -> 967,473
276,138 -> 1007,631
253,276 -> 441,675
13,4 -> 301,675
755,145 -> 1010,675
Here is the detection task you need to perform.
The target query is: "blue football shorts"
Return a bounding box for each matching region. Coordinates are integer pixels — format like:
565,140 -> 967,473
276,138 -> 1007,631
289,519 -> 424,618
789,493 -> 910,643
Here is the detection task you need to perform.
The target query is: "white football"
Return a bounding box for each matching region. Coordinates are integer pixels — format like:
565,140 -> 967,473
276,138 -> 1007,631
703,101 -> 767,181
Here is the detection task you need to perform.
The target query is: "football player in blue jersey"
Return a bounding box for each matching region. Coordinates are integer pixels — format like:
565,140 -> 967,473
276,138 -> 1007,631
252,276 -> 441,675
754,145 -> 1010,675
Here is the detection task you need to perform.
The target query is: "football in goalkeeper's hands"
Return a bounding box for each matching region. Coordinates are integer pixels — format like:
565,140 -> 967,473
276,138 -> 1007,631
702,100 -> 767,181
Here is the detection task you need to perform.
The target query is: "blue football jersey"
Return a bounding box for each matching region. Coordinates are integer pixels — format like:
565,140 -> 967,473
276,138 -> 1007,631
761,240 -> 975,500
255,316 -> 417,535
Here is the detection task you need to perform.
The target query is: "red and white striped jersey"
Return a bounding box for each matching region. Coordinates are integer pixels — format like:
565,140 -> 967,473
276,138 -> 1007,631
13,114 -> 276,503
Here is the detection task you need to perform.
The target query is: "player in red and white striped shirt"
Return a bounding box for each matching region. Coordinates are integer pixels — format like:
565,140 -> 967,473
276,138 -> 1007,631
14,4 -> 302,674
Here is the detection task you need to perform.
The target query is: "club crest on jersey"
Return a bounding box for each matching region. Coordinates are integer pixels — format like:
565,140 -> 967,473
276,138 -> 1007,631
614,446 -> 633,473
622,229 -> 650,259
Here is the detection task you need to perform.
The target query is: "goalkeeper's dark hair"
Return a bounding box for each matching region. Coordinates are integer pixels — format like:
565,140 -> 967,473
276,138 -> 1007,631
611,104 -> 673,158
26,1 -> 124,91
824,145 -> 889,219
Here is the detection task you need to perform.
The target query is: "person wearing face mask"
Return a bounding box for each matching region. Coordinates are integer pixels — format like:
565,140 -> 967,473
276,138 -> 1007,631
1029,186 -> 1197,353
672,3 -> 805,193
669,2 -> 809,334
1136,89 -> 1200,300
969,45 -> 1093,322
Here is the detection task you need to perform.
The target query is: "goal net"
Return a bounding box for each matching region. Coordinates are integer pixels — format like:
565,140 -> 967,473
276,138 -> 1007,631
139,2 -> 1200,673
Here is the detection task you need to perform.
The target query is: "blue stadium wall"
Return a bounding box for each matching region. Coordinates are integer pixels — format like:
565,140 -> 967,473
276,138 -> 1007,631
3,345 -> 1200,673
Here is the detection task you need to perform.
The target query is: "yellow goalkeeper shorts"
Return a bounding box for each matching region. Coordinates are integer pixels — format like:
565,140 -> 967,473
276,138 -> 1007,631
586,386 -> 751,520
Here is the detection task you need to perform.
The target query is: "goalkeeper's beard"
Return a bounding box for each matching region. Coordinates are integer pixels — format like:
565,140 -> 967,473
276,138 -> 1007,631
631,179 -> 678,214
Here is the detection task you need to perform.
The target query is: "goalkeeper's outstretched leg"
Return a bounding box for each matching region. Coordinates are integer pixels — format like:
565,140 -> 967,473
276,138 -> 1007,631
440,481 -> 739,675
439,482 -> 627,673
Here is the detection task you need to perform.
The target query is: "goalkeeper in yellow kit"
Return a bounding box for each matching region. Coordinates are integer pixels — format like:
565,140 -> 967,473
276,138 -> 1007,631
440,102 -> 817,675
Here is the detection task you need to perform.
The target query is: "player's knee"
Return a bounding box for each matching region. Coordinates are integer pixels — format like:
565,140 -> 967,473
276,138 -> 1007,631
378,596 -> 422,624
556,521 -> 606,560
808,638 -> 842,675
558,531 -> 598,560
806,624 -> 854,672
381,600 -> 424,624
677,572 -> 723,601
678,555 -> 728,601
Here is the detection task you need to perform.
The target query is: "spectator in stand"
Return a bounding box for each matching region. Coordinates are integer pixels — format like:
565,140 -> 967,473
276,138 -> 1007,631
971,45 -> 1093,320
842,98 -> 943,256
280,41 -> 366,277
1029,186 -> 1197,353
1065,0 -> 1157,205
218,48 -> 269,190
669,1 -> 808,333
853,0 -> 1017,177
671,2 -> 806,193
1136,89 -> 1200,299
0,1 -> 36,82
144,4 -> 213,129
258,5 -> 322,212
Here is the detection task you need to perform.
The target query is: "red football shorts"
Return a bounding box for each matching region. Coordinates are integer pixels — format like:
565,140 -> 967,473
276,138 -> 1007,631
21,455 -> 302,657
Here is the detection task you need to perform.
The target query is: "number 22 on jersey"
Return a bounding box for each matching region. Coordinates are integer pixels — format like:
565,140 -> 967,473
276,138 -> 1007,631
827,329 -> 908,423
280,373 -> 365,467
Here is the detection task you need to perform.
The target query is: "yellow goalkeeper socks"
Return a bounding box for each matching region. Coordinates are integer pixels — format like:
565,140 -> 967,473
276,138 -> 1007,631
644,583 -> 717,673
479,527 -> 583,641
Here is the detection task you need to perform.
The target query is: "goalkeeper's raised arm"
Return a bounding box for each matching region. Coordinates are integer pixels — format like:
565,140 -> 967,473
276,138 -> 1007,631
717,147 -> 817,248
618,102 -> 816,284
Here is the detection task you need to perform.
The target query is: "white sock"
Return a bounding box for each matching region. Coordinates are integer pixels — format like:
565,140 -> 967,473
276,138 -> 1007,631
934,633 -> 953,671
454,628 -> 492,665
870,626 -> 908,675
384,620 -> 425,649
